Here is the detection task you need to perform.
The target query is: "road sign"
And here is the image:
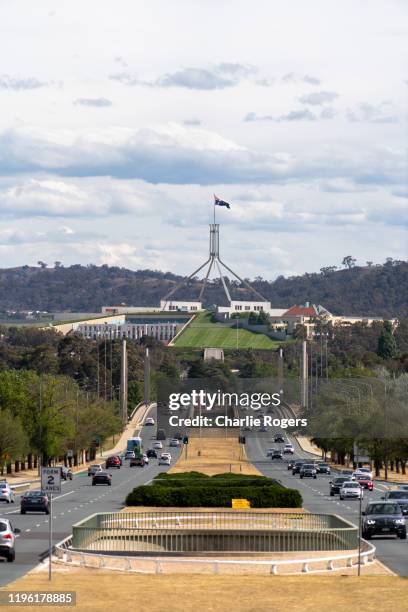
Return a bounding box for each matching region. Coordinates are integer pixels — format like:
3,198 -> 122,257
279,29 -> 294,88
232,498 -> 251,509
41,467 -> 61,494
67,450 -> 74,458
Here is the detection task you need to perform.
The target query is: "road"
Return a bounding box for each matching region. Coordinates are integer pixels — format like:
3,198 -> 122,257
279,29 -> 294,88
245,426 -> 408,576
0,408 -> 180,587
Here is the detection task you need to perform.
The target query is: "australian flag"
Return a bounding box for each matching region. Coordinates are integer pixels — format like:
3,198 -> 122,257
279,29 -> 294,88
214,194 -> 230,209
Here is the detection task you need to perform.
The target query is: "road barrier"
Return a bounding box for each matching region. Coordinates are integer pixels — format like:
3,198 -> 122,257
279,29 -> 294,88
71,511 -> 359,554
54,535 -> 376,575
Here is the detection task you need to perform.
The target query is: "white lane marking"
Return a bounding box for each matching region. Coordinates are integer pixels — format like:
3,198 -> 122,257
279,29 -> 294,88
35,524 -> 40,527
25,528 -> 31,532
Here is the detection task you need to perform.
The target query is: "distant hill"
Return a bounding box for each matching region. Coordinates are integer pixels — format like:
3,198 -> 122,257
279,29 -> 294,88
0,261 -> 406,317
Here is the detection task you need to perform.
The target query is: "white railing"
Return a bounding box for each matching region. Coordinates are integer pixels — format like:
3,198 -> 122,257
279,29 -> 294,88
53,537 -> 376,576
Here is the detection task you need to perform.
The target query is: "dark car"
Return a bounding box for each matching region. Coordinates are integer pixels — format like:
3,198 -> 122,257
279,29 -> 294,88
274,434 -> 285,443
316,463 -> 331,475
129,455 -> 145,467
60,466 -> 73,481
146,449 -> 158,459
92,471 -> 112,486
156,429 -> 166,441
271,450 -> 283,460
106,456 -> 121,469
287,459 -> 296,471
20,491 -> 50,514
362,502 -> 406,539
382,490 -> 408,515
292,461 -> 305,475
174,432 -> 183,440
300,464 -> 317,479
329,476 -> 350,496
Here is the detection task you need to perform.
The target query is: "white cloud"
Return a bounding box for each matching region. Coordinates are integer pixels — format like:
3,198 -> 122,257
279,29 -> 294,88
346,102 -> 398,123
73,98 -> 112,107
298,91 -> 339,105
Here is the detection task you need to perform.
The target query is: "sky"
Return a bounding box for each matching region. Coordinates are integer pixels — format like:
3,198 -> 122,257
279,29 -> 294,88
0,0 -> 407,281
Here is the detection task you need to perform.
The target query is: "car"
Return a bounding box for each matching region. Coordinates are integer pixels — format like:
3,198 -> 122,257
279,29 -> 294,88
142,453 -> 149,465
161,452 -> 171,460
355,474 -> 374,490
0,519 -> 20,562
60,466 -> 73,480
156,429 -> 166,441
129,455 -> 145,467
292,461 -> 305,475
153,441 -> 163,449
382,490 -> 408,515
145,417 -> 155,426
92,471 -> 112,485
316,463 -> 331,475
398,484 -> 408,491
340,469 -> 355,479
283,444 -> 294,454
354,467 -> 373,480
300,464 -> 317,479
159,454 -> 171,466
274,434 -> 285,443
88,464 -> 103,476
243,426 -> 251,431
169,439 -> 180,447
125,451 -> 136,460
266,448 -> 275,457
287,459 -> 296,471
174,432 -> 183,440
340,481 -> 363,500
146,449 -> 158,459
362,502 -> 406,540
105,456 -> 121,469
20,490 -> 50,514
0,482 -> 15,504
259,425 -> 267,433
271,450 -> 283,460
329,477 -> 350,496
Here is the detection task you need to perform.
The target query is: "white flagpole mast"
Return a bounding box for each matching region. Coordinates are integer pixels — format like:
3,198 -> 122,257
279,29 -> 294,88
213,195 -> 216,224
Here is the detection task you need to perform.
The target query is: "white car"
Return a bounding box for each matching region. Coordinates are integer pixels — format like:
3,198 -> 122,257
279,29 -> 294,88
161,452 -> 171,460
354,468 -> 373,480
125,451 -> 136,460
340,481 -> 363,500
283,444 -> 294,454
0,518 -> 20,562
145,417 -> 155,426
153,441 -> 163,450
142,453 -> 149,465
0,482 -> 15,504
88,464 -> 103,476
169,439 -> 180,447
159,454 -> 171,466
266,448 -> 275,457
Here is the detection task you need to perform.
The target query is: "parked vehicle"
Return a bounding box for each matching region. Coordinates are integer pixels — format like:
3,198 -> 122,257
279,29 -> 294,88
362,502 -> 406,539
146,449 -> 158,459
300,464 -> 317,479
88,464 -> 103,476
92,471 -> 112,486
0,519 -> 20,562
106,456 -> 121,469
329,477 -> 350,496
129,455 -> 145,467
0,481 -> 15,504
20,491 -> 50,514
340,481 -> 363,500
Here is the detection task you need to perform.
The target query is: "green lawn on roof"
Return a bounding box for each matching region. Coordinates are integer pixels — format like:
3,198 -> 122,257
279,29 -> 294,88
173,311 -> 280,350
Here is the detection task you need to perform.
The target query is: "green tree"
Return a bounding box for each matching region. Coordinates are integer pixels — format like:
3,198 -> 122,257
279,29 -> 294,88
377,321 -> 398,360
0,410 -> 28,466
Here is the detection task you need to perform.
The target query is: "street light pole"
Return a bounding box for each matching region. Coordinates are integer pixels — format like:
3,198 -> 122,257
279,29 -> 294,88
358,486 -> 363,576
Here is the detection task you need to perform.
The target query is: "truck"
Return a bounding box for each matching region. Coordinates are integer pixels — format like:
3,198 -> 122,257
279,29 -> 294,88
126,436 -> 143,455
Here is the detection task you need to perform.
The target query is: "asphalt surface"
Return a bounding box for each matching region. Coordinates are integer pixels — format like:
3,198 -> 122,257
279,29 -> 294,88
245,426 -> 408,576
0,408 -> 180,587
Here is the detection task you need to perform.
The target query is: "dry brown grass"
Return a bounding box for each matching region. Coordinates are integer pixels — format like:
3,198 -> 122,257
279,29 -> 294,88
169,437 -> 261,476
2,569 -> 408,612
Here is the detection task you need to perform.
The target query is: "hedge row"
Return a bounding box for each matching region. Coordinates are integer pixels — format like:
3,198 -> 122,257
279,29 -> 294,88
152,472 -> 281,488
125,484 -> 302,508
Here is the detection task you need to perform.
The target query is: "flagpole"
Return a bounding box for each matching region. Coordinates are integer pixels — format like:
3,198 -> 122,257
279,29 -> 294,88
213,200 -> 216,225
